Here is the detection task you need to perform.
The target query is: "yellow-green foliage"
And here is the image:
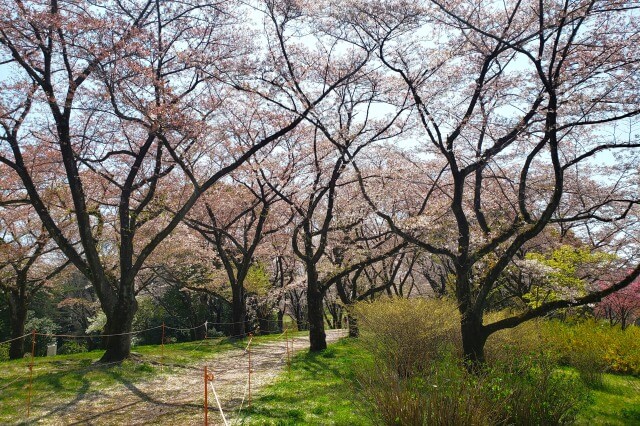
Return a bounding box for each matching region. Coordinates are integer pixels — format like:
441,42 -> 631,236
353,297 -> 460,376
353,298 -> 588,425
244,262 -> 271,296
540,320 -> 640,377
484,317 -> 546,365
524,246 -> 615,308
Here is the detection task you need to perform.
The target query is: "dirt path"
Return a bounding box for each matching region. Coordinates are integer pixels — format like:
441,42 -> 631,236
30,330 -> 346,425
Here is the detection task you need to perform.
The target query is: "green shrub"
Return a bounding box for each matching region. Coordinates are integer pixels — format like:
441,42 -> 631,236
353,297 -> 460,377
24,314 -> 58,356
353,298 -> 589,425
58,340 -> 88,355
356,350 -> 587,426
540,320 -> 640,380
494,353 -> 588,425
0,343 -> 8,361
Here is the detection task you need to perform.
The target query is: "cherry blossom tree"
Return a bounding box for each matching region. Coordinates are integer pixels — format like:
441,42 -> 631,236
595,276 -> 640,330
0,0 -> 372,361
186,167 -> 292,337
348,0 -> 640,365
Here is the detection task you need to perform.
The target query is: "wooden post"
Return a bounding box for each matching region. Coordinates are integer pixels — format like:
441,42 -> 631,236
27,329 -> 36,418
204,365 -> 208,426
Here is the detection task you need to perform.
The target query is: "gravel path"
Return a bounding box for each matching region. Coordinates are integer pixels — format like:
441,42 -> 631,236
30,329 -> 346,425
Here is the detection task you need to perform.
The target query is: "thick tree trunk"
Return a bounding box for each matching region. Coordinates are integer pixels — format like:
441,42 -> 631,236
8,292 -> 28,360
460,313 -> 488,369
100,295 -> 138,362
231,283 -> 246,337
307,267 -> 326,351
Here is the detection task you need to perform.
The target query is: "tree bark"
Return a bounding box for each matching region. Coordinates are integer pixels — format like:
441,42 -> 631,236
307,266 -> 327,351
100,293 -> 138,362
231,284 -> 246,338
460,312 -> 488,369
346,311 -> 359,338
7,291 -> 28,360
277,309 -> 284,332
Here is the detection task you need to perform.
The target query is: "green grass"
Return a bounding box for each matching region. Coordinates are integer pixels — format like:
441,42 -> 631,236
0,331 -> 306,423
576,374 -> 640,426
239,339 -> 374,425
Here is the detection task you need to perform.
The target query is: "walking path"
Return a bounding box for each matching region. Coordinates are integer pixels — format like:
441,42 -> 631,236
31,329 -> 346,425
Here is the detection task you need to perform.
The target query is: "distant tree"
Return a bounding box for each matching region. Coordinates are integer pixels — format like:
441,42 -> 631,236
186,166 -> 291,337
595,277 -> 640,330
0,204 -> 68,358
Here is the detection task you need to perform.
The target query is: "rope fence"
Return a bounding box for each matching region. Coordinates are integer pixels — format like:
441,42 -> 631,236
0,318 -> 343,425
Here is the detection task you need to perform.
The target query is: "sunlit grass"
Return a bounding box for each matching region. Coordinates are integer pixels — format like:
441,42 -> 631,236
239,339 -> 373,425
576,373 -> 640,426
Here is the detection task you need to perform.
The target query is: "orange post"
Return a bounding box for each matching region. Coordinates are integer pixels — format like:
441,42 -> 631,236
27,329 -> 36,418
204,365 -> 208,426
248,333 -> 252,407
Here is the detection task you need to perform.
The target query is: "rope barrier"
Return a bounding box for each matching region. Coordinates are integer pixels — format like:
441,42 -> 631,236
29,319 -> 295,341
0,333 -> 31,346
209,377 -> 229,426
35,324 -> 163,339
164,323 -> 206,332
234,372 -> 251,418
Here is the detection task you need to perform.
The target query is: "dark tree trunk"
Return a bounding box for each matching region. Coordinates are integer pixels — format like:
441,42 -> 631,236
307,267 -> 326,351
347,312 -> 359,338
277,309 -> 284,332
231,283 -> 246,338
460,312 -> 488,369
100,295 -> 138,362
8,291 -> 28,360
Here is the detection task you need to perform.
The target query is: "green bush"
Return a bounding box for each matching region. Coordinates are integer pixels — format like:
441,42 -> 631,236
24,314 -> 58,357
354,298 -> 589,425
353,297 -> 461,377
58,340 -> 88,355
356,349 -> 587,426
540,320 -> 640,379
0,343 -> 8,361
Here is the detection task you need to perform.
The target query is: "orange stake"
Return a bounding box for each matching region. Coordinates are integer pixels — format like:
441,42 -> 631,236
27,329 -> 36,418
204,365 -> 208,426
248,333 -> 252,407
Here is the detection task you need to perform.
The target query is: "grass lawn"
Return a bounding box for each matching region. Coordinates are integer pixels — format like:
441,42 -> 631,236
0,331 -> 305,423
238,339 -> 374,425
576,374 -> 640,425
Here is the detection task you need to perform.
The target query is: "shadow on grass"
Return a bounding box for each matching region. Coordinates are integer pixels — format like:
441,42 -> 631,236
239,342 -> 370,425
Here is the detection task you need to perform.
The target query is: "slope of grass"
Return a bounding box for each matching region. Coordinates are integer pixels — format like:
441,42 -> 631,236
0,331 -> 306,423
239,339 -> 374,426
576,374 -> 640,426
